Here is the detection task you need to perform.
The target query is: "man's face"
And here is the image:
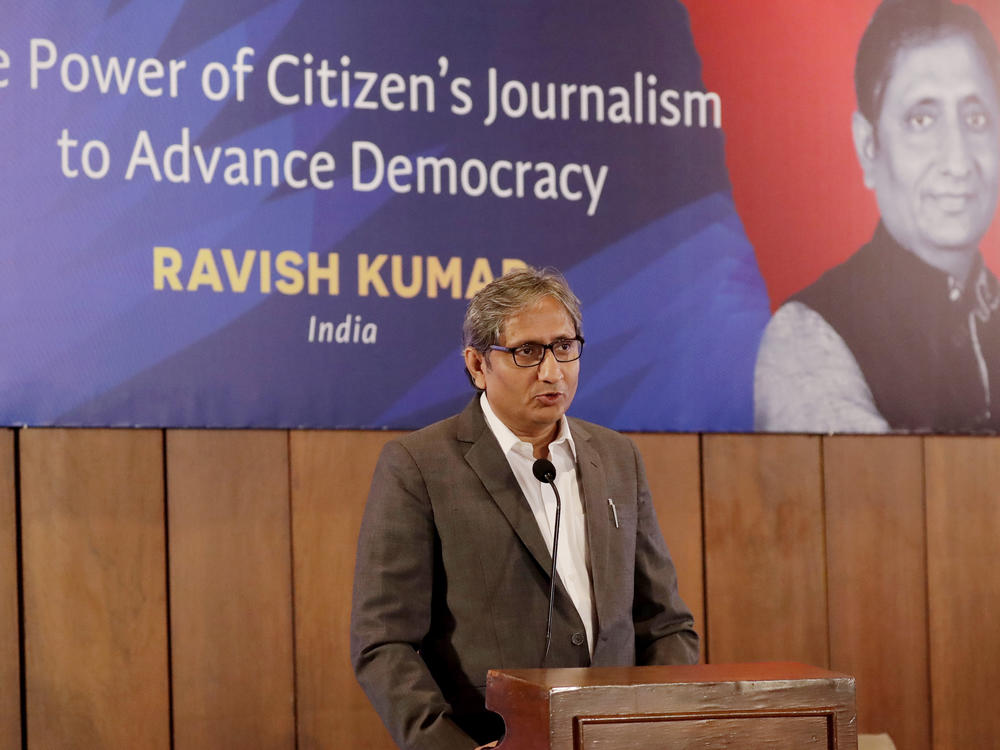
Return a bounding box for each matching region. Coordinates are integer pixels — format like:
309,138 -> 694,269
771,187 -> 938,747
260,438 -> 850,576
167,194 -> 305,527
465,295 -> 579,444
857,33 -> 1000,258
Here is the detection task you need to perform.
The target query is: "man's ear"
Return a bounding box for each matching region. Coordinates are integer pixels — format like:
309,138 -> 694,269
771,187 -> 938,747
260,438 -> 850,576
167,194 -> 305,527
852,110 -> 878,190
464,347 -> 489,390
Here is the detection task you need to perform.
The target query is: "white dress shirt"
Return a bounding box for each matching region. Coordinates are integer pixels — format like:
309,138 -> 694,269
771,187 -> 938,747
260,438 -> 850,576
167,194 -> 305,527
479,393 -> 596,653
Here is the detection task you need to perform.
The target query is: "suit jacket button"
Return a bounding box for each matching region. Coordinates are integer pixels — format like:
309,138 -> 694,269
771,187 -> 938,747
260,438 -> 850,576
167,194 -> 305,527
571,632 -> 586,646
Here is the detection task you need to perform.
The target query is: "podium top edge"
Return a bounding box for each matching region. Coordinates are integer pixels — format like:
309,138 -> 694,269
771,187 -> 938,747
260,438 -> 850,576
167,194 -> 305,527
488,662 -> 853,689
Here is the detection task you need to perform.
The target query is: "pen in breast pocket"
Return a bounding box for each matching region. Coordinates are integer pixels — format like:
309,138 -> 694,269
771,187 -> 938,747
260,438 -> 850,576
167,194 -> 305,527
608,498 -> 619,528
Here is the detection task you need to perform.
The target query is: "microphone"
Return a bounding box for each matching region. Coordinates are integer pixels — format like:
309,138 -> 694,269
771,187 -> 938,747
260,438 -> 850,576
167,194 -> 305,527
532,458 -> 556,484
532,458 -> 561,666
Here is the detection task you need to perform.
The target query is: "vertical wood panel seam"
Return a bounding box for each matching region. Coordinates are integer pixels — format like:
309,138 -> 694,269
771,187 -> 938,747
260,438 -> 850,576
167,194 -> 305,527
162,430 -> 175,750
920,437 -> 934,750
13,429 -> 26,750
697,433 -> 709,665
819,436 -> 832,671
286,430 -> 300,750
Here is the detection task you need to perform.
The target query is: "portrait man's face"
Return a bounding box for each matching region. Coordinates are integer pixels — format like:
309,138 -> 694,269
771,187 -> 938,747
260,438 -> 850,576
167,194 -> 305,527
854,32 -> 1000,260
464,295 -> 579,442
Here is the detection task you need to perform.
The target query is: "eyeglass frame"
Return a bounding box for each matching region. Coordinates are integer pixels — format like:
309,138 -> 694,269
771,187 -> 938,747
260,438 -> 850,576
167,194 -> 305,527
487,336 -> 585,367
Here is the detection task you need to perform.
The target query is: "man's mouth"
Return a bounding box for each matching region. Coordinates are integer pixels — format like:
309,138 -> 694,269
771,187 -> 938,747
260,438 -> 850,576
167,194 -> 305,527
930,191 -> 976,213
534,392 -> 564,406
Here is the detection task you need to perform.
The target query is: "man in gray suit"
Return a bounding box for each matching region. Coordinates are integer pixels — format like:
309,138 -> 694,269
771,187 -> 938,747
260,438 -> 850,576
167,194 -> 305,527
350,267 -> 698,750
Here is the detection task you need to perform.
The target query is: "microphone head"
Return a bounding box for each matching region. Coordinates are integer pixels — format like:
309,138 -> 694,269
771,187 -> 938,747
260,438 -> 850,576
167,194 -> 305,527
532,458 -> 557,484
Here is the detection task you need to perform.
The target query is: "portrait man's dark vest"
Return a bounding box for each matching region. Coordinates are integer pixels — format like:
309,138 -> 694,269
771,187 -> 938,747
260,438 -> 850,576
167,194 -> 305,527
793,224 -> 1000,432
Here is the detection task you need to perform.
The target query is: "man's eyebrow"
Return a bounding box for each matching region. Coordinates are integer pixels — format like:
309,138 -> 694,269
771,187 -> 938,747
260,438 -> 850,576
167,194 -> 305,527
958,93 -> 991,107
905,97 -> 939,109
506,335 -> 574,347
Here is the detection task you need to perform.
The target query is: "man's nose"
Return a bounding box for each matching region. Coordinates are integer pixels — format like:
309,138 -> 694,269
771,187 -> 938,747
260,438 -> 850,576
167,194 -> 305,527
536,348 -> 564,380
941,115 -> 974,177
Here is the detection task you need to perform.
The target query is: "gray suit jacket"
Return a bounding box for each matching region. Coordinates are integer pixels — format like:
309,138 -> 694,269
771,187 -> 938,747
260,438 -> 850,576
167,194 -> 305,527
350,398 -> 698,750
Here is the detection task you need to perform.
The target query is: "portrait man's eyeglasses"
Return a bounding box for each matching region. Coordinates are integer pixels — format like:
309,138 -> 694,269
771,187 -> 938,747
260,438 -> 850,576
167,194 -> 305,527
488,337 -> 585,367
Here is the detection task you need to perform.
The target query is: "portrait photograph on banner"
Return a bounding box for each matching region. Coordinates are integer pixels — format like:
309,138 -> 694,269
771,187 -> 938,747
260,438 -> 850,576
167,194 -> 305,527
1,0 -> 997,433
696,0 -> 1000,434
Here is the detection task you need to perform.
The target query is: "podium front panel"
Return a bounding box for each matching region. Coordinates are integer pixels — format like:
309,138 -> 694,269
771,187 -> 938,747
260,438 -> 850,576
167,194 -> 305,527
578,712 -> 830,748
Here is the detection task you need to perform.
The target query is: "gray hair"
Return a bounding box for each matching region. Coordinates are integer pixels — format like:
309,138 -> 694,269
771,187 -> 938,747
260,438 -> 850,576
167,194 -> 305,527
463,266 -> 583,353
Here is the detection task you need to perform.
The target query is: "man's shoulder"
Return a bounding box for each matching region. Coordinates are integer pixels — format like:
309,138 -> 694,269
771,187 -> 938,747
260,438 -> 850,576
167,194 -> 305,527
394,413 -> 461,450
793,245 -> 875,309
391,397 -> 485,453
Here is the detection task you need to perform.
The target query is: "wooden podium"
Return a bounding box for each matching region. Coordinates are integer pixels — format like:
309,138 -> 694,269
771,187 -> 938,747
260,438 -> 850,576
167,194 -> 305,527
486,662 -> 856,749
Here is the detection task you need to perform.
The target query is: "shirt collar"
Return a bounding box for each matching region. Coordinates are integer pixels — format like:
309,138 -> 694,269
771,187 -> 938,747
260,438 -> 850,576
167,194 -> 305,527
479,392 -> 576,460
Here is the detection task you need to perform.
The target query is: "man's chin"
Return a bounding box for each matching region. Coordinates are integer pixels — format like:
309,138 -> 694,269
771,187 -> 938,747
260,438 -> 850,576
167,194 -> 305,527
528,401 -> 571,427
921,213 -> 991,251
927,230 -> 988,253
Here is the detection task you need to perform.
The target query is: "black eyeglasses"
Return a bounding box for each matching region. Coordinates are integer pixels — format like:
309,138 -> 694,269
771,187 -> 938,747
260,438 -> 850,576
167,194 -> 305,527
488,337 -> 585,367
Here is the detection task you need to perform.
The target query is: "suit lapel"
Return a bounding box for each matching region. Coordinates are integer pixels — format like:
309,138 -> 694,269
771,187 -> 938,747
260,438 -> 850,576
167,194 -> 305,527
458,398 -> 554,575
571,420 -> 613,642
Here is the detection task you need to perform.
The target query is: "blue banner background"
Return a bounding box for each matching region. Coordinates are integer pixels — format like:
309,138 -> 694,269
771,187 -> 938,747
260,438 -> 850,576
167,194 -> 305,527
0,1 -> 770,430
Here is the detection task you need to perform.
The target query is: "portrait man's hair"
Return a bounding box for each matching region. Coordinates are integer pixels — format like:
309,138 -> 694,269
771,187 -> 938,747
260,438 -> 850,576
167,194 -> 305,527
855,0 -> 1000,130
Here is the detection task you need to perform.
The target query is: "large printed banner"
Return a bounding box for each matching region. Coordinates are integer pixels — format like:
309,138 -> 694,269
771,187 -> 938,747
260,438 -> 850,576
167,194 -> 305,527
1,1 -> 998,432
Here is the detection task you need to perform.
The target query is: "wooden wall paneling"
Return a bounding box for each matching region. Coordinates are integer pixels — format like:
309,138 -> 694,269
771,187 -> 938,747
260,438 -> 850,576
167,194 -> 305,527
0,430 -> 19,750
925,436 -> 1000,749
168,430 -> 295,750
20,429 -> 169,749
289,430 -> 402,750
702,434 -> 828,666
823,436 -> 928,750
630,433 -> 705,660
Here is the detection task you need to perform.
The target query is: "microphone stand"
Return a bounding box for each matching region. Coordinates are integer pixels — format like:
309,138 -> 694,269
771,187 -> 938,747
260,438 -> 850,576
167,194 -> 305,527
532,458 -> 561,666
